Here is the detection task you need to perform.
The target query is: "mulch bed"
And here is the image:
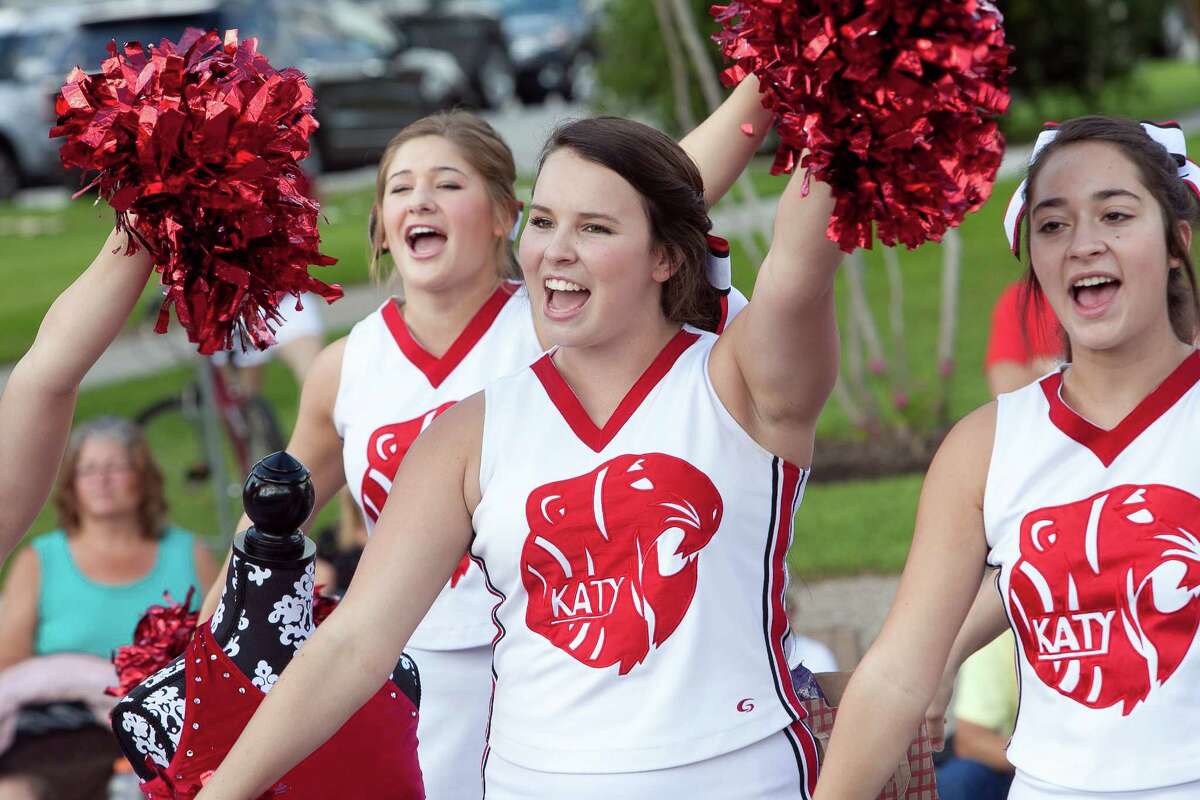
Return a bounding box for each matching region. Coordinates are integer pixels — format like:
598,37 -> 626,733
810,427 -> 950,483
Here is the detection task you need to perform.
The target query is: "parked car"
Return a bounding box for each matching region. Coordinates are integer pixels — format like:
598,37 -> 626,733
368,0 -> 515,110
0,7 -> 80,198
0,0 -> 468,196
498,0 -> 596,105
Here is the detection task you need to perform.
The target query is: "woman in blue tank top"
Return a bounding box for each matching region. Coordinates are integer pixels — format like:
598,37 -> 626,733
0,416 -> 218,797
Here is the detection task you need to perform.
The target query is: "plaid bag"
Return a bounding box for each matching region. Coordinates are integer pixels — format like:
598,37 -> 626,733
792,666 -> 939,800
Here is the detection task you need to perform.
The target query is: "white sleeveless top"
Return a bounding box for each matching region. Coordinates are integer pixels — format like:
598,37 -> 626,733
984,351 -> 1200,792
471,328 -> 819,780
334,282 -> 543,650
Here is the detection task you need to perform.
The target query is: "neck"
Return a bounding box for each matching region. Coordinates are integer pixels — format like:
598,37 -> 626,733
208,534 -> 318,684
1062,326 -> 1195,428
553,314 -> 681,425
399,269 -> 502,357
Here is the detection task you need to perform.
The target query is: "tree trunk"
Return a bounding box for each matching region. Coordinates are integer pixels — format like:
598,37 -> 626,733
652,0 -> 697,131
667,0 -> 768,265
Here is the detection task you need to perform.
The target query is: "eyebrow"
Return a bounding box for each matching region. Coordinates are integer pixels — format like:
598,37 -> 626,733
386,166 -> 467,181
1031,188 -> 1143,216
529,204 -> 621,224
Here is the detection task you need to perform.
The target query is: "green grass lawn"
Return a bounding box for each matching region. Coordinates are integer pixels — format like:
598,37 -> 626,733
791,473 -> 924,579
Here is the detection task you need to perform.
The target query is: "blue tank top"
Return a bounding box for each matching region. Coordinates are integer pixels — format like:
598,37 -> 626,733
32,527 -> 202,659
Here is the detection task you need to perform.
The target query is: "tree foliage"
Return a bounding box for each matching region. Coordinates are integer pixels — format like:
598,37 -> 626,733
594,0 -> 1175,138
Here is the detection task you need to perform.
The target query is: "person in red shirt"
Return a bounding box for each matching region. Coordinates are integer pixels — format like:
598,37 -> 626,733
984,279 -> 1064,395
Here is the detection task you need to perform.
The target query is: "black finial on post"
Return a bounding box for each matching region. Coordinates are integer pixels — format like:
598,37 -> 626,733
242,451 -> 314,560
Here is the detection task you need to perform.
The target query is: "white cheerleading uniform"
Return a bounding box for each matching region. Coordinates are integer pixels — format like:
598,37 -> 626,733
984,351 -> 1200,796
472,328 -> 818,798
333,281 -> 543,800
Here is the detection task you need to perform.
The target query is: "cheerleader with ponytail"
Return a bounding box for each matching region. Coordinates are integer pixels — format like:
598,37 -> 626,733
816,118 -> 1200,800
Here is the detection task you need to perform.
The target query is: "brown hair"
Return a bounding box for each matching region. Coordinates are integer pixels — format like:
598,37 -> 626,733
1020,116 -> 1200,357
535,117 -> 723,332
368,111 -> 520,283
54,417 -> 167,540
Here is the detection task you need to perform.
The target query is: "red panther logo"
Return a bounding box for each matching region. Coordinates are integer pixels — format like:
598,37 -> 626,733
362,402 -> 470,587
1009,484 -> 1200,714
521,453 -> 722,674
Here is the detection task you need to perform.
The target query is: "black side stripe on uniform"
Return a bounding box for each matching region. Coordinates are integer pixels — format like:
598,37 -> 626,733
762,457 -> 817,799
472,548 -> 506,800
762,457 -> 801,722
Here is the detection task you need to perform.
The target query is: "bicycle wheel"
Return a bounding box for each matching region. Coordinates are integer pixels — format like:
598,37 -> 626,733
236,395 -> 287,473
135,385 -> 244,539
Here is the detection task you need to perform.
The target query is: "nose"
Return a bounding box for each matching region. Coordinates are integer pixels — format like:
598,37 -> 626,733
407,184 -> 436,215
1066,219 -> 1106,261
543,226 -> 576,265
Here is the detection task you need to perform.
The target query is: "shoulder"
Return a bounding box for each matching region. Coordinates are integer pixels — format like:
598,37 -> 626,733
430,392 -> 485,437
939,402 -> 997,459
992,281 -> 1022,315
3,544 -> 43,592
927,402 -> 997,494
312,335 -> 349,379
304,336 -> 349,408
28,530 -> 66,556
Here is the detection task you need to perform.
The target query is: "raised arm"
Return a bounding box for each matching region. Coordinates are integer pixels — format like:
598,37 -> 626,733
0,228 -> 152,559
813,405 -> 995,799
198,338 -> 350,620
678,74 -> 772,209
709,167 -> 842,467
194,395 -> 482,800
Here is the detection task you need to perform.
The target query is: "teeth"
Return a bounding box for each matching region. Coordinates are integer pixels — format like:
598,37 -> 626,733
407,226 -> 440,239
1073,276 -> 1116,288
545,278 -> 586,292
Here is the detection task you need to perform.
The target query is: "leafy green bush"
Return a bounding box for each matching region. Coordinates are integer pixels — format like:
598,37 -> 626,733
1001,0 -> 1172,101
593,0 -> 721,134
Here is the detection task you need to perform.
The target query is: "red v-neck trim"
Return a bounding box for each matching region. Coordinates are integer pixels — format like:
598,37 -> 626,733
1040,350 -> 1200,467
532,329 -> 700,453
381,282 -> 517,388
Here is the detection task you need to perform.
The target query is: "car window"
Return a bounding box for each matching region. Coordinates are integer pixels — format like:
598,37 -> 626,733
500,0 -> 572,13
276,1 -> 397,66
0,30 -> 73,81
327,1 -> 399,58
69,14 -> 222,71
0,35 -> 14,80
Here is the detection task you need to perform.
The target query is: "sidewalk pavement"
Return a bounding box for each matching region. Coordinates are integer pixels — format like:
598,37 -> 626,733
4,108 -> 1199,394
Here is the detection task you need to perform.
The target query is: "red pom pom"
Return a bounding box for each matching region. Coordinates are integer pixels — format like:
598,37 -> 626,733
110,585 -> 342,696
51,29 -> 342,353
712,1 -> 1012,251
110,589 -> 199,697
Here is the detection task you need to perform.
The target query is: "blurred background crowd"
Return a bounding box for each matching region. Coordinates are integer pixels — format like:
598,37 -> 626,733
0,0 -> 1199,797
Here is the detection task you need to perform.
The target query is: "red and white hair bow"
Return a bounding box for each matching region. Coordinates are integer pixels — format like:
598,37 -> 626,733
1003,121 -> 1200,258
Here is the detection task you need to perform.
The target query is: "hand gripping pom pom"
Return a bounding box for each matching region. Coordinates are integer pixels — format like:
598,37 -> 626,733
712,1 -> 1012,251
50,29 -> 342,353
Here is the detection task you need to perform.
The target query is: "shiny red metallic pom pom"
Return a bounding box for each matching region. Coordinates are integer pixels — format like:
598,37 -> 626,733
712,1 -> 1012,251
110,586 -> 340,697
51,29 -> 341,353
109,590 -> 199,697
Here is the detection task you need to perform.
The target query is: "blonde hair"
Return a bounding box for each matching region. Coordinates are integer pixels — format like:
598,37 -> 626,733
368,111 -> 520,284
